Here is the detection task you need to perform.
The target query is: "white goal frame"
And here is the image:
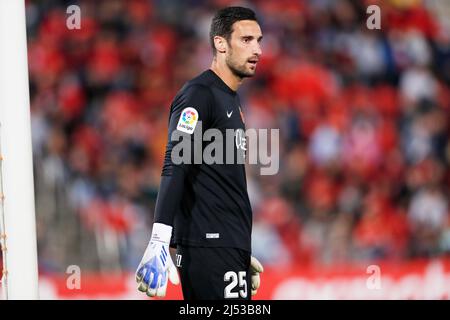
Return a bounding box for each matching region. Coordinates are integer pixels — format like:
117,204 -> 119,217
0,0 -> 39,300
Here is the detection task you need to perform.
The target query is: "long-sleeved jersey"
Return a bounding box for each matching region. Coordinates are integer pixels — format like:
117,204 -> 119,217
153,69 -> 252,252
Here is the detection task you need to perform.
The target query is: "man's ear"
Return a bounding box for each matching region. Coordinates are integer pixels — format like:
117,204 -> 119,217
213,36 -> 227,54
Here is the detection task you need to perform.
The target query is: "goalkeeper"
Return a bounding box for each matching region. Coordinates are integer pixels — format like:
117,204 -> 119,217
136,6 -> 264,300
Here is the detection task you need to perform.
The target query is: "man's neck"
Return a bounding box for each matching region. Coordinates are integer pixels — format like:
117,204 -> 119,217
210,59 -> 242,92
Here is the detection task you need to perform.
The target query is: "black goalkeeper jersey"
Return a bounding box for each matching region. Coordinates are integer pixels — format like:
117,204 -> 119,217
153,69 -> 252,252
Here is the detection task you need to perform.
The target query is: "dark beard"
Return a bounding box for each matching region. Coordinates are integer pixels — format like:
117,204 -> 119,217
226,58 -> 254,79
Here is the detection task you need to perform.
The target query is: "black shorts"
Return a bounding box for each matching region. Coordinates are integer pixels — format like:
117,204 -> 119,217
175,245 -> 252,300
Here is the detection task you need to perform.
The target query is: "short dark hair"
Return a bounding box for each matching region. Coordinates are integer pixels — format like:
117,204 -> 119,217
209,6 -> 258,55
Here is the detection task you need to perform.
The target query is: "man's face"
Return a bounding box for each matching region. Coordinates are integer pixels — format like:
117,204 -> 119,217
225,20 -> 263,78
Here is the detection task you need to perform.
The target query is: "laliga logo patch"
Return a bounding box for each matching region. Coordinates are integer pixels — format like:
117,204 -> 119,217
182,110 -> 196,125
177,107 -> 198,134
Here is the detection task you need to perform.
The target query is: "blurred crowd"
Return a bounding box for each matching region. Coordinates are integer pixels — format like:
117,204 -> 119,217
23,0 -> 449,273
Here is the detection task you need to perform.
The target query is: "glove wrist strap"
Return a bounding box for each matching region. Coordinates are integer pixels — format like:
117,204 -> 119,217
151,223 -> 173,244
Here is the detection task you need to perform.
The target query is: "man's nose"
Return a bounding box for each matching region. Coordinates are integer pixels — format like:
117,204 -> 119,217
253,43 -> 262,57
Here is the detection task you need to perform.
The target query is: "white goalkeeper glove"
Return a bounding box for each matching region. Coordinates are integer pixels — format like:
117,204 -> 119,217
135,223 -> 180,297
250,256 -> 264,296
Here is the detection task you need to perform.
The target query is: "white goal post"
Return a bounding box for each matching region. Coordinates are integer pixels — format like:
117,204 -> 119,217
0,0 -> 39,299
